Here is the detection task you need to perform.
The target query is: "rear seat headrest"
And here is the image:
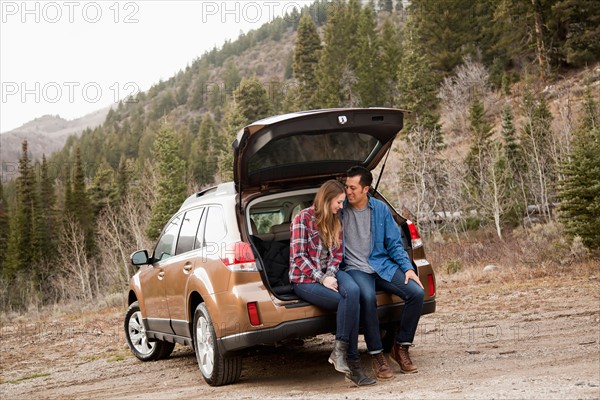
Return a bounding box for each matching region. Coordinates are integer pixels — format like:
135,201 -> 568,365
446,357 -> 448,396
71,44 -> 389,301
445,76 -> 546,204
269,223 -> 290,241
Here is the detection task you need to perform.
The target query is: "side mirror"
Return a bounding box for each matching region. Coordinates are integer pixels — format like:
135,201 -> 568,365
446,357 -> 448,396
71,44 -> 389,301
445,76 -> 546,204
131,250 -> 150,266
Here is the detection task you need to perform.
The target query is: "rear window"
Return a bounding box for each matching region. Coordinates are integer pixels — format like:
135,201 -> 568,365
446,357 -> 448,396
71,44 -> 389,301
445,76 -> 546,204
248,131 -> 380,174
251,211 -> 284,234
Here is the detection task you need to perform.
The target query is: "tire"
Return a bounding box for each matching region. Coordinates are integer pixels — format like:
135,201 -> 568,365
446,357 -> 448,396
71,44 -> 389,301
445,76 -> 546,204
124,301 -> 175,361
193,303 -> 242,386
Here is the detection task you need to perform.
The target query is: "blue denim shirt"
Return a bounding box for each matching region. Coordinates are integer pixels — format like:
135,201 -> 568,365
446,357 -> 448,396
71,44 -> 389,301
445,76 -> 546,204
342,195 -> 414,281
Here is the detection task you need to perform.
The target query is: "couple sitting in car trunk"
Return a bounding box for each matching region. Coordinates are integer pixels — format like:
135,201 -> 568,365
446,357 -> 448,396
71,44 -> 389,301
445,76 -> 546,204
289,166 -> 425,386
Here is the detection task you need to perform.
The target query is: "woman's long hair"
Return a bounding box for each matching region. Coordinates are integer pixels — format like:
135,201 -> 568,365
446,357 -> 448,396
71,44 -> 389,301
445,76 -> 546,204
313,180 -> 345,250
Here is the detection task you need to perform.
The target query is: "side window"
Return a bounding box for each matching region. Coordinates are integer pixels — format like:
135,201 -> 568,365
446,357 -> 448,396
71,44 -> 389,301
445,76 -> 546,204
175,208 -> 204,255
154,214 -> 183,261
194,209 -> 207,249
203,207 -> 227,246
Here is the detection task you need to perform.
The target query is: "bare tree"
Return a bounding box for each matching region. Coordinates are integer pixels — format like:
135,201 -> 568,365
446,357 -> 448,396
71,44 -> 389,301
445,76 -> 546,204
519,92 -> 556,220
340,64 -> 361,107
96,195 -> 153,291
56,218 -> 93,302
438,57 -> 497,135
552,88 -> 576,183
396,124 -> 449,233
463,141 -> 512,239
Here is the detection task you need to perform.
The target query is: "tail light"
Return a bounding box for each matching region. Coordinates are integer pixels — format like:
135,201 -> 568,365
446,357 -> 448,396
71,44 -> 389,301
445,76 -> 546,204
406,220 -> 423,249
427,274 -> 436,297
221,242 -> 257,272
247,301 -> 261,326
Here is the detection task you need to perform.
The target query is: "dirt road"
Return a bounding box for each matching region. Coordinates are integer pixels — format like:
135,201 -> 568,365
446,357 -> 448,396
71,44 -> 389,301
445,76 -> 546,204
1,271 -> 599,399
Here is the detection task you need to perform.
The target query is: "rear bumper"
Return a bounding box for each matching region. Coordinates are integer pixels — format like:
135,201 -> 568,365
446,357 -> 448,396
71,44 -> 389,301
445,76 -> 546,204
217,298 -> 436,353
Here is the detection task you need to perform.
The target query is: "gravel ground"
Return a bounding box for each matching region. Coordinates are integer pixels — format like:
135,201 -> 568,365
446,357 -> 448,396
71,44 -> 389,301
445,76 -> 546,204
1,271 -> 599,399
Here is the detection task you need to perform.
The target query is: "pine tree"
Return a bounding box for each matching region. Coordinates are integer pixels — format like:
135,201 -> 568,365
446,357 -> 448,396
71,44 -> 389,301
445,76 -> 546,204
0,181 -> 9,273
500,105 -> 528,223
355,4 -> 383,106
292,13 -> 322,110
551,0 -> 600,67
344,0 -> 363,71
488,0 -> 531,77
315,0 -> 351,107
190,115 -> 220,186
223,61 -> 242,99
146,124 -> 188,241
501,105 -> 522,178
379,17 -> 403,107
4,141 -> 35,279
557,87 -> 600,250
465,98 -> 494,199
64,172 -> 74,217
396,37 -> 442,140
66,148 -> 96,255
235,77 -> 272,123
89,161 -> 118,216
116,155 -> 131,201
407,0 -> 479,77
32,155 -> 57,275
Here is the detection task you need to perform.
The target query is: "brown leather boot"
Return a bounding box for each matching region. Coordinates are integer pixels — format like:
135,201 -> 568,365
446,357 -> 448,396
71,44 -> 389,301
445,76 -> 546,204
391,343 -> 418,373
371,352 -> 393,379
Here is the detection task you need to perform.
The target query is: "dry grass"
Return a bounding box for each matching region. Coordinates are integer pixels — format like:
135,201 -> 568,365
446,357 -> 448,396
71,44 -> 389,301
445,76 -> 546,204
429,222 -> 599,288
0,292 -> 127,325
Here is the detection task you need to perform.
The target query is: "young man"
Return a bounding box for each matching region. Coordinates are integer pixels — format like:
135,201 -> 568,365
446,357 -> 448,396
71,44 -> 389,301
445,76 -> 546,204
341,166 -> 425,380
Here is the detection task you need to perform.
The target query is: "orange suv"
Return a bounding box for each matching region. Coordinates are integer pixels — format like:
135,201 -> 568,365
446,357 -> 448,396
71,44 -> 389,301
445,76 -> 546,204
124,108 -> 436,386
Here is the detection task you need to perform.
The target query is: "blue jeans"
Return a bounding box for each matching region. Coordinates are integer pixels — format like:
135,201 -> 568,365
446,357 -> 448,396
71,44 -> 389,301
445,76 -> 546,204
292,270 -> 360,360
346,268 -> 424,353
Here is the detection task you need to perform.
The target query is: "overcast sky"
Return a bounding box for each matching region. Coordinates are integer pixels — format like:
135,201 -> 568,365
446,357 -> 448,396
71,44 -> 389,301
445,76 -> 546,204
0,0 -> 309,133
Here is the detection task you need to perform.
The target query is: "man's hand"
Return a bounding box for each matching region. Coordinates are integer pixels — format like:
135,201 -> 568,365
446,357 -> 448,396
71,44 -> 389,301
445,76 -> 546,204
404,269 -> 424,289
323,276 -> 339,292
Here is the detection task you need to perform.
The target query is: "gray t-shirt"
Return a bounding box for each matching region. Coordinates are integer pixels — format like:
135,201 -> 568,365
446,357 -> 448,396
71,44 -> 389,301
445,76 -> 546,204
343,205 -> 375,274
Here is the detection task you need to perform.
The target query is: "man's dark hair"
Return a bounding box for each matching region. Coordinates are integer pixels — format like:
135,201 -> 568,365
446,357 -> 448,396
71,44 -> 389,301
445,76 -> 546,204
346,166 -> 373,187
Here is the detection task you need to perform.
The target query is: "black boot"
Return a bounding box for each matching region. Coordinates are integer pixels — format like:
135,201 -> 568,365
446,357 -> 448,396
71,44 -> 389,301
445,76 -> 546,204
346,359 -> 376,387
328,340 -> 351,373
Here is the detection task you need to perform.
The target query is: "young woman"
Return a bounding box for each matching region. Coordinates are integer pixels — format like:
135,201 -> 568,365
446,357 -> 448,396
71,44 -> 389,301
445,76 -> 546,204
289,179 -> 375,386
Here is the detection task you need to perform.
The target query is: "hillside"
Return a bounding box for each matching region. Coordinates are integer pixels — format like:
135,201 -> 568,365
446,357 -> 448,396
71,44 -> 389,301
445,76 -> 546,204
0,107 -> 111,168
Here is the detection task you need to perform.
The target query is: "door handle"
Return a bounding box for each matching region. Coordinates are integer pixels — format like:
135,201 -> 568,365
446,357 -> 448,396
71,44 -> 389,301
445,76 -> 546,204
158,271 -> 165,279
183,264 -> 193,272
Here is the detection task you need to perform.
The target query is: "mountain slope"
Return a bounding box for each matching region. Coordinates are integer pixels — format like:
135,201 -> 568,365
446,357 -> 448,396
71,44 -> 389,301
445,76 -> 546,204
0,107 -> 111,167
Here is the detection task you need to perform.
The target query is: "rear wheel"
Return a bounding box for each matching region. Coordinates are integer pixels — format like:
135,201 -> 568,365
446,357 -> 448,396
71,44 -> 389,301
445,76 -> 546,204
193,303 -> 242,386
124,301 -> 175,361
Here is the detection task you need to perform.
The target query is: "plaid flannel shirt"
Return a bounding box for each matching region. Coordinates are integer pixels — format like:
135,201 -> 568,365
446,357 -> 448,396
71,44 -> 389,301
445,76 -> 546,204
289,206 -> 343,284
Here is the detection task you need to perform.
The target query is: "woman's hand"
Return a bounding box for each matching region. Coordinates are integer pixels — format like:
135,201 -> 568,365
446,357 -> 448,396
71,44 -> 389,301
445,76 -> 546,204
322,276 -> 338,292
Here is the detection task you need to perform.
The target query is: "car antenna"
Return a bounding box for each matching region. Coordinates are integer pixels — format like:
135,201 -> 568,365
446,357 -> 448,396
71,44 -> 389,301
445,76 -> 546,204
373,144 -> 393,193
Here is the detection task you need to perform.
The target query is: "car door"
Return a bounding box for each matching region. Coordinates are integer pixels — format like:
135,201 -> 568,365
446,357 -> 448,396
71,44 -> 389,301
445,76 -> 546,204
139,213 -> 183,334
163,207 -> 205,337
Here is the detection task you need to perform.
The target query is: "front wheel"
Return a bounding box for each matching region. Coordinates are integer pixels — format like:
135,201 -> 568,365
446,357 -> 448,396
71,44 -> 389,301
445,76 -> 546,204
124,301 -> 175,361
193,303 -> 241,386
